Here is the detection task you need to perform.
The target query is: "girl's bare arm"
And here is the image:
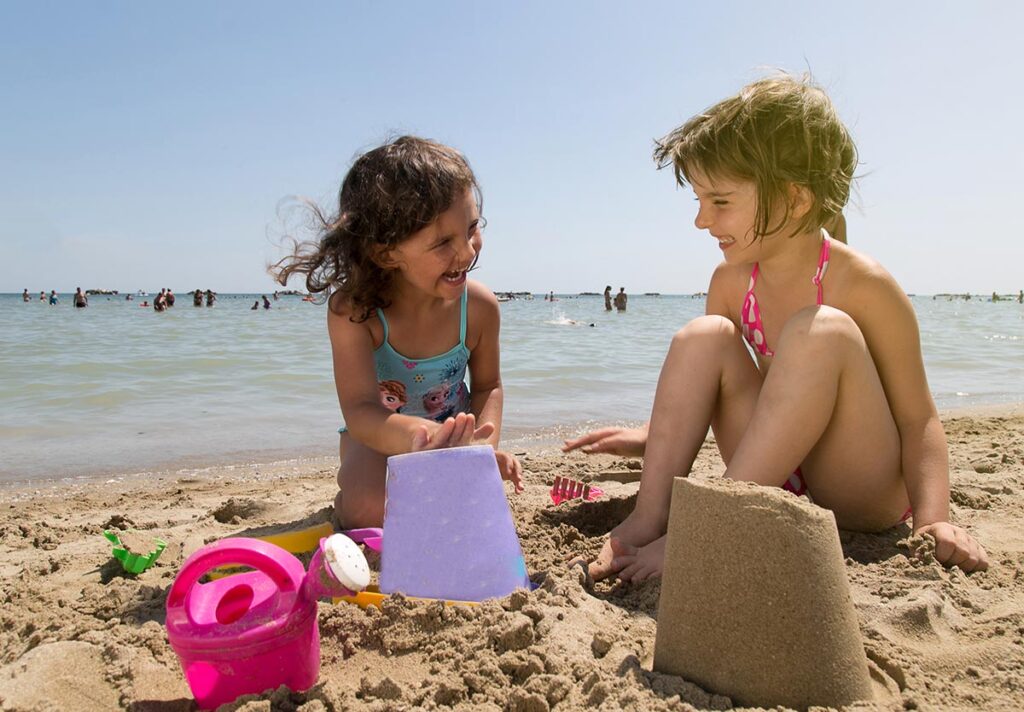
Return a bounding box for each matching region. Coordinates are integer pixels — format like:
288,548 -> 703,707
466,282 -> 504,446
852,266 -> 987,570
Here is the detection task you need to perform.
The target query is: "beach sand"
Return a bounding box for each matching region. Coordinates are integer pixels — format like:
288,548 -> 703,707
0,407 -> 1022,711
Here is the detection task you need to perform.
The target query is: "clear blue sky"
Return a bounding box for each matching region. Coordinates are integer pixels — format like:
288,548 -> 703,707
2,1 -> 1022,294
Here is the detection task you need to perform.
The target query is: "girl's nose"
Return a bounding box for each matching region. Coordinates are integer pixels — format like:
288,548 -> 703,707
694,205 -> 712,230
458,234 -> 478,267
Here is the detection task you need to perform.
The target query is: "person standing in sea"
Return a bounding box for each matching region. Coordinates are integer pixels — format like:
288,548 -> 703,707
614,287 -> 627,312
604,285 -> 613,311
22,289 -> 29,302
73,288 -> 88,308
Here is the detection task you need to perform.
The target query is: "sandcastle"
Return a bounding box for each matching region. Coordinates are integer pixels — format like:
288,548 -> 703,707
654,477 -> 881,709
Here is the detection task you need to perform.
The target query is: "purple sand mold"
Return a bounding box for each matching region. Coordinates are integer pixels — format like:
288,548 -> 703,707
380,446 -> 530,602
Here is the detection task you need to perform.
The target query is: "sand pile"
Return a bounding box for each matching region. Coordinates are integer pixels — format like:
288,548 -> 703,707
0,407 -> 1021,711
655,478 -> 884,708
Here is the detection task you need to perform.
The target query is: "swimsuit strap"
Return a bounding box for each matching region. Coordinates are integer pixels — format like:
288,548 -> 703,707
459,286 -> 468,346
812,235 -> 831,305
375,307 -> 390,342
376,285 -> 468,348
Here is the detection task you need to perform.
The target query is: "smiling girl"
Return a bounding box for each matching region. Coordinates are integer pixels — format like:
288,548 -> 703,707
273,136 -> 522,528
569,74 -> 987,580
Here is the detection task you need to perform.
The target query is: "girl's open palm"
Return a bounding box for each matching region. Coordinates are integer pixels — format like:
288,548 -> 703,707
411,412 -> 495,452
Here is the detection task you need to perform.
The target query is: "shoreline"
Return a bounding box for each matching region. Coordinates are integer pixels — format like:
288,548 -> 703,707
4,402 -> 1021,496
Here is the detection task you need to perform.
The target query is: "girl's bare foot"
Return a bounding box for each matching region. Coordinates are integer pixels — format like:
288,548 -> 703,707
611,534 -> 667,582
585,511 -> 665,581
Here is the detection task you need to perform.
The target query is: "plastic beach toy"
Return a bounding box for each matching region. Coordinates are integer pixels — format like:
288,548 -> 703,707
380,446 -> 531,602
103,530 -> 167,574
549,476 -> 604,505
165,534 -> 368,709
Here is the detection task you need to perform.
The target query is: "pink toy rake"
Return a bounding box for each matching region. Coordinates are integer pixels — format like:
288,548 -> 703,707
549,476 -> 604,505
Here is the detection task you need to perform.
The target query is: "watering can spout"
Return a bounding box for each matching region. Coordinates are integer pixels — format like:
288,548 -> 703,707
303,533 -> 371,601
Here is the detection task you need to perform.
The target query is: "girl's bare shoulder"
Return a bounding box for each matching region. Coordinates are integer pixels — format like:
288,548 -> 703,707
464,280 -> 500,351
467,279 -> 500,314
829,242 -> 908,314
327,291 -> 383,344
830,242 -> 901,292
707,260 -> 749,317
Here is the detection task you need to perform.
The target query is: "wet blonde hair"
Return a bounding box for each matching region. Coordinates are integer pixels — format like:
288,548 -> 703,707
654,73 -> 857,240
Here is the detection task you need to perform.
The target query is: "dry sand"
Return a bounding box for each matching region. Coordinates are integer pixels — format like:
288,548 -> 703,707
0,407 -> 1022,711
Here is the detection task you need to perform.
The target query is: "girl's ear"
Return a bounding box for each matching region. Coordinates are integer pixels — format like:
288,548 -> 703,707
788,183 -> 814,221
371,244 -> 398,269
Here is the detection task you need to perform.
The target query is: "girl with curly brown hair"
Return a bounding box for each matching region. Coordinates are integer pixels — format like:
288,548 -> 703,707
273,136 -> 522,529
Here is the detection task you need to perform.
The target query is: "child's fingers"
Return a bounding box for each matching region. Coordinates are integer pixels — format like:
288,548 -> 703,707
432,417 -> 456,448
513,458 -> 524,492
562,428 -> 614,453
448,413 -> 468,444
472,421 -> 496,443
458,413 -> 477,445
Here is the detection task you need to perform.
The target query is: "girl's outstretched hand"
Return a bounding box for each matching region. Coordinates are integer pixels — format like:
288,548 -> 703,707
494,450 -> 524,493
915,522 -> 989,572
411,413 -> 496,452
562,425 -> 648,456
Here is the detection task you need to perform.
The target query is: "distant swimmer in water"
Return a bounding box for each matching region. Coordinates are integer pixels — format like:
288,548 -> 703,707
262,295 -> 271,309
614,287 -> 627,312
48,290 -> 58,305
193,289 -> 203,307
74,287 -> 88,308
251,300 -> 259,310
22,289 -> 29,302
604,285 -> 612,311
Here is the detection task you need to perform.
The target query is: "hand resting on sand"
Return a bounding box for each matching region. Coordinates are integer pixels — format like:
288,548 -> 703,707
915,521 -> 989,572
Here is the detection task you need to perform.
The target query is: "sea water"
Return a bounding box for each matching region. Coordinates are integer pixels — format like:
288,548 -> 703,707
1,292 -> 1022,482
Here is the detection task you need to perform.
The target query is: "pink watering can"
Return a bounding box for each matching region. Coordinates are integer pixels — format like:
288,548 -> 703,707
165,534 -> 369,709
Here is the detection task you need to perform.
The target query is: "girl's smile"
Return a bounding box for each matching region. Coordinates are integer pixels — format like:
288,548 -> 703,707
385,188 -> 482,299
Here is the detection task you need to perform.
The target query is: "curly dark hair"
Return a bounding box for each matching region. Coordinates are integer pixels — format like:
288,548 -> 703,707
653,73 -> 857,241
271,136 -> 480,321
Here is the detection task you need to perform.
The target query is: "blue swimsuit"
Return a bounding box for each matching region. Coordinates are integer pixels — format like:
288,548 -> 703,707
339,288 -> 472,433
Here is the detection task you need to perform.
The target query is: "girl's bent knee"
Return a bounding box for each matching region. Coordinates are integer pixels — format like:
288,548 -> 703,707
674,315 -> 740,344
779,305 -> 863,348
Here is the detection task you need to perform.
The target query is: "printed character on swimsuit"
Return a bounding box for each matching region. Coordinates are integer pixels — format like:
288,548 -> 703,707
378,380 -> 407,412
422,382 -> 456,421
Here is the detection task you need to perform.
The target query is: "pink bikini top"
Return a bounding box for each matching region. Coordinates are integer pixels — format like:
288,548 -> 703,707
741,235 -> 831,357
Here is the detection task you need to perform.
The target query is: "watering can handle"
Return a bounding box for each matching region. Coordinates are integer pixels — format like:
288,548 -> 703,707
166,537 -> 299,612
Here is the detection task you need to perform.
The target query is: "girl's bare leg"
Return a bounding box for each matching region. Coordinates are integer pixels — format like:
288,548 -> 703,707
334,433 -> 388,529
725,306 -> 907,530
612,307 -> 907,581
589,315 -> 762,580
